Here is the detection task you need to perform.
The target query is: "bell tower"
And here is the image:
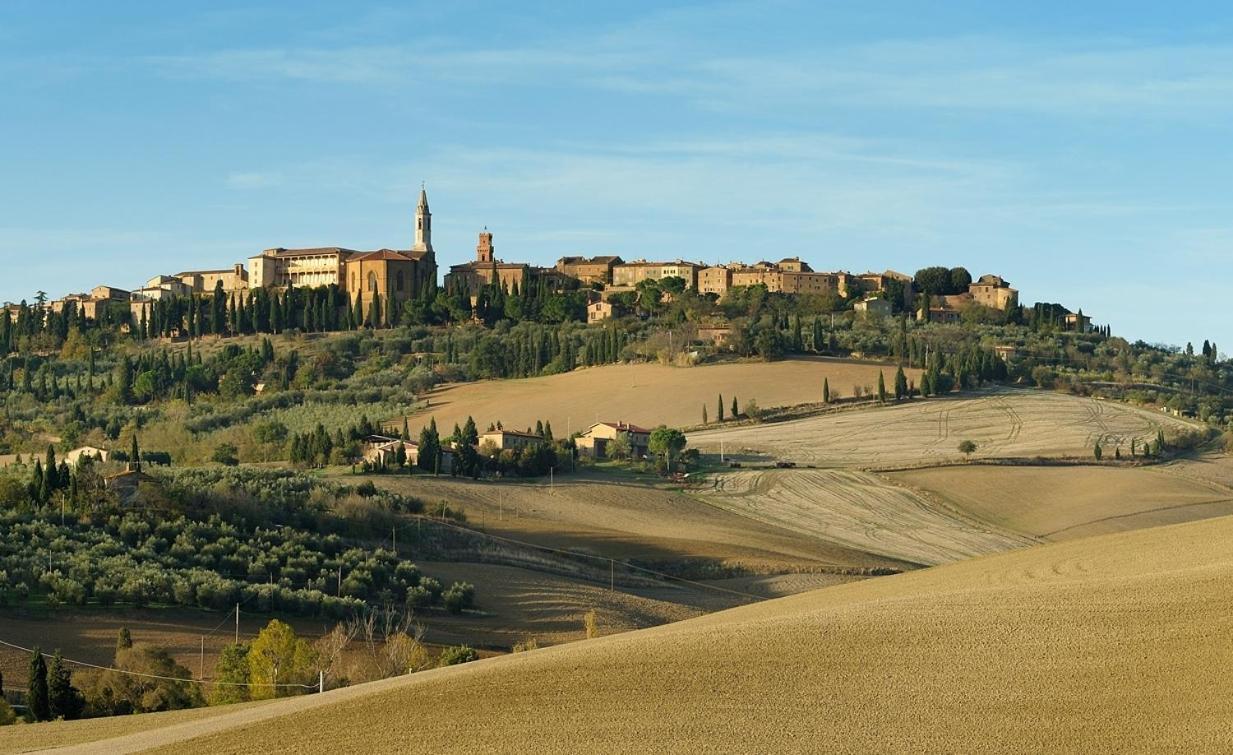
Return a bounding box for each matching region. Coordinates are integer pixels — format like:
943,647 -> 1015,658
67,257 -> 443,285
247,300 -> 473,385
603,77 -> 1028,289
413,184 -> 432,253
476,228 -> 494,263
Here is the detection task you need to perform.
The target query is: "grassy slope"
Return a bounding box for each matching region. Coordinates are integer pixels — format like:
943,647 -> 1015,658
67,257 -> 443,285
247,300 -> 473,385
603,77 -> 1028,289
25,514 -> 1232,754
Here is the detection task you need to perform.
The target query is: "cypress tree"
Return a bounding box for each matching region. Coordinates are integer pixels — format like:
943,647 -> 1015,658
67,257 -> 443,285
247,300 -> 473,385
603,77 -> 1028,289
731,395 -> 738,418
823,378 -> 830,404
718,394 -> 725,422
28,648 -> 49,721
877,371 -> 887,403
47,651 -> 82,720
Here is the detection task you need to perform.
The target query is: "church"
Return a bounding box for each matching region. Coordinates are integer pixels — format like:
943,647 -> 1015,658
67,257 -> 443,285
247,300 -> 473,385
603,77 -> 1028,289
247,188 -> 439,309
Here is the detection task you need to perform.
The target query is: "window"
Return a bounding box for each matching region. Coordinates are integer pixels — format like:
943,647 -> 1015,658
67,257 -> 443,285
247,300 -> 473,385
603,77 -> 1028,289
368,271 -> 378,292
396,270 -> 405,291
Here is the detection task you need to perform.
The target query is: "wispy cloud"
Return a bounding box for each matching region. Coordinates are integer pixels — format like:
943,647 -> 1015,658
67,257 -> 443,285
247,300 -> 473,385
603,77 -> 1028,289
141,30 -> 1233,118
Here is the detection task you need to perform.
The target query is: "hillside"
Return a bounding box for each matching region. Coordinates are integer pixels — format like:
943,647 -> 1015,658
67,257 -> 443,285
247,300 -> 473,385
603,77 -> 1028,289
690,387 -> 1200,466
394,356 -> 919,435
19,514 -> 1231,754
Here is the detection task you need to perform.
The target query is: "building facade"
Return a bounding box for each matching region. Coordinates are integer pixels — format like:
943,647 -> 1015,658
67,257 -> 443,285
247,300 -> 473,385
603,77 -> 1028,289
611,261 -> 702,289
969,274 -> 1019,310
556,256 -> 623,285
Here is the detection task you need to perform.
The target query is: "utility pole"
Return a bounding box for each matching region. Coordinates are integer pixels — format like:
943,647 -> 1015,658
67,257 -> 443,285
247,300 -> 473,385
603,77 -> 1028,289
337,564 -> 343,596
319,670 -> 325,695
549,467 -> 554,492
200,636 -> 205,680
234,603 -> 239,645
392,526 -> 396,555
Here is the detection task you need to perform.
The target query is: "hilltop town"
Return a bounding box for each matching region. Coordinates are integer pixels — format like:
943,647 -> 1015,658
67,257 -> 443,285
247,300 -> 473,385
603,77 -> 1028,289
3,189 -> 1095,337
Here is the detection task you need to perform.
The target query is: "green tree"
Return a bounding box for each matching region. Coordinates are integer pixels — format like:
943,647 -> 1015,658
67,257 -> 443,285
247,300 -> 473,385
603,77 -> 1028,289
247,620 -> 314,700
130,434 -> 140,471
1094,441 -> 1103,461
717,394 -> 724,422
47,651 -> 84,720
28,648 -> 49,721
894,366 -> 908,400
648,427 -> 687,469
702,404 -> 708,424
958,440 -> 977,456
877,371 -> 887,403
823,378 -> 830,404
731,395 -> 738,418
209,643 -> 252,705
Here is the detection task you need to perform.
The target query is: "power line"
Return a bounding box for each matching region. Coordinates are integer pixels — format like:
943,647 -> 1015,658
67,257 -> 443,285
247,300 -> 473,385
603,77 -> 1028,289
0,637 -> 315,689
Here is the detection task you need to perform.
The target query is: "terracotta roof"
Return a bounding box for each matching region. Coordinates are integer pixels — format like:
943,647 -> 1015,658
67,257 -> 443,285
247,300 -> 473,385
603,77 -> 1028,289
595,421 -> 652,434
483,429 -> 544,440
350,249 -> 418,262
258,247 -> 358,258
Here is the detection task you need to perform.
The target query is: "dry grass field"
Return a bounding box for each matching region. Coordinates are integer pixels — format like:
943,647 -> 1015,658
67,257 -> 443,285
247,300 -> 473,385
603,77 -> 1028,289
694,468 -> 1033,565
892,464 -> 1233,541
690,387 -> 1199,466
394,357 -> 919,436
24,514 -> 1232,754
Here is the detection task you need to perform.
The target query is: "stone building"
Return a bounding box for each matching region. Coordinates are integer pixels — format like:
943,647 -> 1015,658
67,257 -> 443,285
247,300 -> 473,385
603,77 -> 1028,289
555,255 -> 623,285
445,230 -> 532,294
247,189 -> 438,301
478,428 -> 545,452
698,266 -> 733,297
575,421 -> 651,459
175,264 -> 249,295
611,260 -> 702,289
969,274 -> 1019,310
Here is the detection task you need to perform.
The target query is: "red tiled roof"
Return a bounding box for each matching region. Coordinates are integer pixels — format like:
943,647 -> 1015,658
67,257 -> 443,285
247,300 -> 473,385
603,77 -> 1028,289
597,421 -> 652,434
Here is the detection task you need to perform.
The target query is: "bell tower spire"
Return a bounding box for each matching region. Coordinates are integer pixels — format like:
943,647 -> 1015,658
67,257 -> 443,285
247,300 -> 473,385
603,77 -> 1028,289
413,182 -> 432,253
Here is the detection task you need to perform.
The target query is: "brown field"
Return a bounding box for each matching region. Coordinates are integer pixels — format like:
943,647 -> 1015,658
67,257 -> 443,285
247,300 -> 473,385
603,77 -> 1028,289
369,473 -> 906,573
693,468 -> 1032,566
23,514 -> 1232,754
690,387 -> 1200,466
394,356 -> 919,436
891,463 -> 1233,541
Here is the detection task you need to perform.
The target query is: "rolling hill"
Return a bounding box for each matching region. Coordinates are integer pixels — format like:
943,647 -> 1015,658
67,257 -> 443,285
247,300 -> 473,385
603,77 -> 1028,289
21,513 -> 1232,754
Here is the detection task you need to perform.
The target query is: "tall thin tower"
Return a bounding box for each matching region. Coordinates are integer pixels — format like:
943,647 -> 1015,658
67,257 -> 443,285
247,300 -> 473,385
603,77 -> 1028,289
413,183 -> 432,253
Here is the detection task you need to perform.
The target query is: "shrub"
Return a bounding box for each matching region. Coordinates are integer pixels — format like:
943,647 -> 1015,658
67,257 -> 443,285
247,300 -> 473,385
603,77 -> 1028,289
211,443 -> 239,466
438,645 -> 478,667
442,582 -> 475,614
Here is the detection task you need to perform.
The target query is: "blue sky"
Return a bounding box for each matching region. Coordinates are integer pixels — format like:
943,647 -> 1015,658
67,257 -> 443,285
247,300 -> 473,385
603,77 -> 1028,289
1,1 -> 1230,351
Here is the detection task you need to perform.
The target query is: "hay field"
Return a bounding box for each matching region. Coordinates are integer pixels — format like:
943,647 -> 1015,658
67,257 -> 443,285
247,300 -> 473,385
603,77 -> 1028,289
690,388 -> 1198,466
395,357 -> 918,435
694,469 -> 1033,566
39,515 -> 1233,754
891,464 -> 1233,541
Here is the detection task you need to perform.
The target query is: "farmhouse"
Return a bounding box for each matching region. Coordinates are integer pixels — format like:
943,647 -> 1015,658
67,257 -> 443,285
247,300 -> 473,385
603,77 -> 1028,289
479,428 -> 546,452
969,274 -> 1019,310
854,297 -> 893,319
576,421 -> 651,459
65,446 -> 109,466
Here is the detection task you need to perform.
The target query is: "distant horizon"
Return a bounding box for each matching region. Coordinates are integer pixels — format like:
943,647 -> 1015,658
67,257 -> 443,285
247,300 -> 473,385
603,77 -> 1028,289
3,1 -> 1230,353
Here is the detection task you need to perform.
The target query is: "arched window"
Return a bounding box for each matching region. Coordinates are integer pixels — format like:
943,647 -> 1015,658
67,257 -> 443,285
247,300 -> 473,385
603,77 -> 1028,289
396,270 -> 405,291
368,271 -> 378,292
